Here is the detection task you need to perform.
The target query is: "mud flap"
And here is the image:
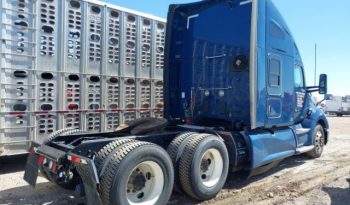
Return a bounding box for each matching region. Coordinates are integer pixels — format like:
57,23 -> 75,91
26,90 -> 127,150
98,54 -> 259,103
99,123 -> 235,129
23,142 -> 41,187
23,152 -> 40,187
75,157 -> 103,205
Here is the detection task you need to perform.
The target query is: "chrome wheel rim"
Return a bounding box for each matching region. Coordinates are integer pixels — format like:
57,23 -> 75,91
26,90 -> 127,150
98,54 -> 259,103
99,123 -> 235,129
315,130 -> 324,154
126,161 -> 164,205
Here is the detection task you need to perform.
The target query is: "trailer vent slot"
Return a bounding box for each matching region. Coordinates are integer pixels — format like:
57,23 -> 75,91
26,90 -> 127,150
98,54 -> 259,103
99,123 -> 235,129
127,104 -> 135,109
141,80 -> 150,86
69,74 -> 79,81
14,71 -> 28,78
143,19 -> 151,26
68,104 -> 79,110
91,6 -> 101,14
42,26 -> 54,34
14,104 -> 27,111
109,77 -> 118,84
142,44 -> 150,51
127,15 -> 136,22
69,31 -> 80,39
90,34 -> 101,42
126,41 -> 135,48
41,73 -> 54,80
14,20 -> 28,28
109,104 -> 118,109
41,104 -> 53,111
109,38 -> 118,46
142,104 -> 150,109
111,11 -> 119,18
89,104 -> 100,110
70,1 -> 80,9
155,81 -> 163,87
157,23 -> 164,30
90,76 -> 100,83
126,79 -> 135,85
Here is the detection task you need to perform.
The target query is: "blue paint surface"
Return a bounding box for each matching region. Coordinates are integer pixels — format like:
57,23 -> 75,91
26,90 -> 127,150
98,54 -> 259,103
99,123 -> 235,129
163,0 -> 329,170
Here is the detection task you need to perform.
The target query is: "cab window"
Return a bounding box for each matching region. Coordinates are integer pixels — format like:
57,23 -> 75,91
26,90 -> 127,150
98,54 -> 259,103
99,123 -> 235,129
294,65 -> 305,88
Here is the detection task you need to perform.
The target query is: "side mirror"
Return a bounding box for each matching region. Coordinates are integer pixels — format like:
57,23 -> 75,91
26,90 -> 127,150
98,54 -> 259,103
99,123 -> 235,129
319,74 -> 328,94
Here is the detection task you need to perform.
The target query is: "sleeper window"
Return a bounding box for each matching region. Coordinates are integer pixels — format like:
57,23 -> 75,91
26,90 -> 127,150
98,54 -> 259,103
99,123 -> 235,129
269,58 -> 281,87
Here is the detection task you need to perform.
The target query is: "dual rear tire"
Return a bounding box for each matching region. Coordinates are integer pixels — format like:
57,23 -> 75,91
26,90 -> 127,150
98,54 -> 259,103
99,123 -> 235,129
168,133 -> 229,200
96,141 -> 174,205
96,132 -> 229,205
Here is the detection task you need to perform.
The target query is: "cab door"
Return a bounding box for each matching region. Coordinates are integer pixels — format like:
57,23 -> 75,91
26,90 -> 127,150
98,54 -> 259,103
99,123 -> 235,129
266,54 -> 283,120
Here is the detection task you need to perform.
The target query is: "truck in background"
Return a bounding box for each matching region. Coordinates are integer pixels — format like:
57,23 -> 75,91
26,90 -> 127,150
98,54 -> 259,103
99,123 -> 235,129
24,0 -> 329,205
0,0 -> 166,156
323,95 -> 350,116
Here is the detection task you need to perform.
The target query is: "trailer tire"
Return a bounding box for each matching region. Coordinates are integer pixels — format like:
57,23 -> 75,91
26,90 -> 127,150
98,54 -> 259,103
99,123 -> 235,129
115,118 -> 167,134
167,132 -> 198,192
179,134 -> 229,201
306,124 -> 325,158
100,141 -> 174,205
95,139 -> 136,175
41,129 -> 87,190
43,127 -> 75,144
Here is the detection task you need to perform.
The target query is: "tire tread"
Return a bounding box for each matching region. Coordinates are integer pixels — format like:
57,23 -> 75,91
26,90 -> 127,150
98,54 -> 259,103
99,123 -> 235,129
95,139 -> 136,174
179,134 -> 211,199
100,141 -> 152,205
167,132 -> 196,192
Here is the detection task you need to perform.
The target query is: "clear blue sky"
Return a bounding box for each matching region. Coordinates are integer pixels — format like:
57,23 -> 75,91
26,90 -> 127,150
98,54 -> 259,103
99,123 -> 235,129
105,0 -> 350,96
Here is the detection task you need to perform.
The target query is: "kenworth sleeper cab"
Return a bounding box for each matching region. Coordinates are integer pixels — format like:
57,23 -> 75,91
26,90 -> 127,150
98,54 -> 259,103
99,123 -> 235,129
24,0 -> 329,204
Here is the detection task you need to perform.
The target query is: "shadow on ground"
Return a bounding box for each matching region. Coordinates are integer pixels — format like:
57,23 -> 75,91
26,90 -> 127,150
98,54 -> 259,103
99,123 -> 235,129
0,182 -> 84,205
321,178 -> 350,205
0,154 -> 28,174
171,154 -> 309,204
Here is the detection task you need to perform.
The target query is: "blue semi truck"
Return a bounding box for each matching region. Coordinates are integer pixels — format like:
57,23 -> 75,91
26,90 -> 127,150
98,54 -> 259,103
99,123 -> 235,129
24,0 -> 329,204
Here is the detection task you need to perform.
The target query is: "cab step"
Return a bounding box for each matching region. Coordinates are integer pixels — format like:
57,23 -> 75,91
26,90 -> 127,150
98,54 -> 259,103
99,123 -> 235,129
296,145 -> 314,154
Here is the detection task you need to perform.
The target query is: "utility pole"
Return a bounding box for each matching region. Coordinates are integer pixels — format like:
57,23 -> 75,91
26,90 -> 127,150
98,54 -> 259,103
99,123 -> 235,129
314,44 -> 317,85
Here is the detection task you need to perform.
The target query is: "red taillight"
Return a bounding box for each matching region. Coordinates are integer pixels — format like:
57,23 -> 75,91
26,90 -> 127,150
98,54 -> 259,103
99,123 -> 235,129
37,156 -> 45,165
51,162 -> 57,172
68,155 -> 81,163
71,156 -> 81,163
67,155 -> 87,164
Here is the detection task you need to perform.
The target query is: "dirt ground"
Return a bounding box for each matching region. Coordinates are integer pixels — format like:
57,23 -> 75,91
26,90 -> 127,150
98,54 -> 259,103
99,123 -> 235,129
0,117 -> 349,205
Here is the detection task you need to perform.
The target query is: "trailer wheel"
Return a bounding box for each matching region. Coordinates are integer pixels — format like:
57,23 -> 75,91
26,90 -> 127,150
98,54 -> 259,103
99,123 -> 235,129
179,134 -> 229,201
95,139 -> 136,175
167,132 -> 198,192
306,124 -> 325,158
100,141 -> 174,205
41,129 -> 87,190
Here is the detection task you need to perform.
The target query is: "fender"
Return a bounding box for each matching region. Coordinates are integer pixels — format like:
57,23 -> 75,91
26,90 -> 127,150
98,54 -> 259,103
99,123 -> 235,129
302,96 -> 330,146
